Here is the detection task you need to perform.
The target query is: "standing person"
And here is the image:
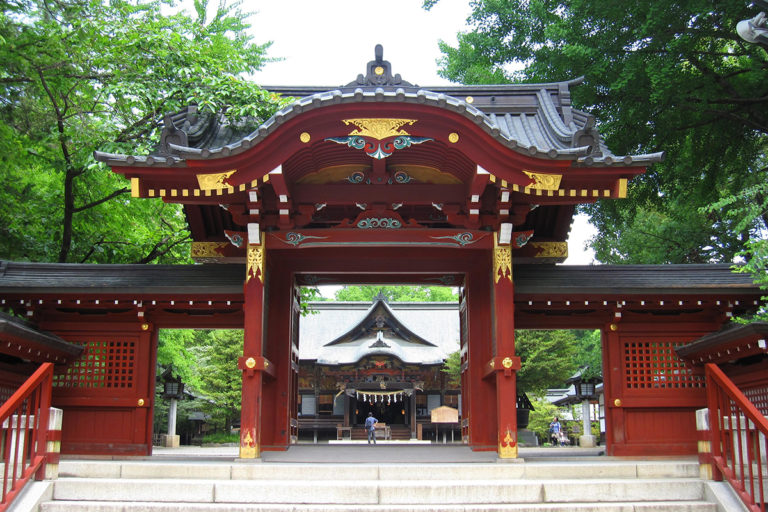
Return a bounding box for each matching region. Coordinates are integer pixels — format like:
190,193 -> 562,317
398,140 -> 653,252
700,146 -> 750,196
549,416 -> 564,446
365,412 -> 378,445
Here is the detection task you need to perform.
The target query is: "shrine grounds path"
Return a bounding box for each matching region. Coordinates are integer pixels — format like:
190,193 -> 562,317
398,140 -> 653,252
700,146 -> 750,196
140,445 -> 614,463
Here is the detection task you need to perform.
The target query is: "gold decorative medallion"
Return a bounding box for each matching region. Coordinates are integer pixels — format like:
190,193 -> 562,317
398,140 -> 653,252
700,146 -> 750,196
299,132 -> 311,143
245,357 -> 256,369
498,429 -> 517,459
530,242 -> 568,259
494,239 -> 512,284
448,132 -> 460,143
196,170 -> 237,190
240,430 -> 258,458
137,399 -> 145,407
614,399 -> 622,407
342,118 -> 416,140
246,244 -> 264,284
465,96 -> 474,104
374,66 -> 385,75
141,324 -> 149,331
610,323 -> 618,331
522,171 -> 563,191
502,357 -> 514,369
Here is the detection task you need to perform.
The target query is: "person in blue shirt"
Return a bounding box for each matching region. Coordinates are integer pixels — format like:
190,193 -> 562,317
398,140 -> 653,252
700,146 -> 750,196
549,417 -> 564,446
364,412 -> 378,445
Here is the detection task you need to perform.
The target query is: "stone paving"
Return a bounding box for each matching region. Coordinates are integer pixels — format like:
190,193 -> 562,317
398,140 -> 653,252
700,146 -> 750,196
146,443 -> 608,463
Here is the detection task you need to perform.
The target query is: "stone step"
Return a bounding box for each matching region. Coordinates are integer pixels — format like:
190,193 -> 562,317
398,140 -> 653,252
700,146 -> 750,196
57,460 -> 701,481
48,477 -> 706,505
40,501 -> 718,512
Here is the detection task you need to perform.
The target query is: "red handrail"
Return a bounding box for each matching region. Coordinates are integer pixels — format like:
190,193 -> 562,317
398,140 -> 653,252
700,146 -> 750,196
0,363 -> 53,512
706,363 -> 768,512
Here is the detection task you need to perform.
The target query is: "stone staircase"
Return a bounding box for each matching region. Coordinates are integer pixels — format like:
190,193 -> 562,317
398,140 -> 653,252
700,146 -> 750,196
27,457 -> 739,511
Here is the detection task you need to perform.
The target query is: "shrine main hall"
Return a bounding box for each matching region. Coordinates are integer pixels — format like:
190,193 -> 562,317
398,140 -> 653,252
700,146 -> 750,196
0,46 -> 763,459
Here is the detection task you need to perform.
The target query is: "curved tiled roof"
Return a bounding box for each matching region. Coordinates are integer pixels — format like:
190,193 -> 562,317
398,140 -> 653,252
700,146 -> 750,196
94,47 -> 662,170
95,86 -> 662,170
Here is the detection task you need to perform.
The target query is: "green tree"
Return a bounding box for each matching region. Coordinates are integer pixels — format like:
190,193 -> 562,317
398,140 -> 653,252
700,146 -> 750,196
515,330 -> 579,393
705,176 -> 768,320
441,350 -> 461,387
334,285 -> 458,302
426,0 -> 768,264
189,329 -> 243,430
527,395 -> 564,444
157,329 -> 202,391
573,329 -> 602,379
0,0 -> 284,264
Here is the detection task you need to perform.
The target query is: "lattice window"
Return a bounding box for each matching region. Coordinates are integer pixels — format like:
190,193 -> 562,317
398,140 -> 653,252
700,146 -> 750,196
0,385 -> 18,404
54,340 -> 136,389
744,385 -> 768,416
624,341 -> 704,389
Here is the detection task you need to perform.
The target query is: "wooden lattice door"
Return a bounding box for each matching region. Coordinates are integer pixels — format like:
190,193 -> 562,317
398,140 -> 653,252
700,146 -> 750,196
51,324 -> 155,455
604,324 -> 707,456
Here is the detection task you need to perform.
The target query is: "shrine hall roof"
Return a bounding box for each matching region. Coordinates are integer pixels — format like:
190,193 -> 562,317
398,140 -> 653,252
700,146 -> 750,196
0,261 -> 760,297
94,47 -> 662,169
299,299 -> 458,365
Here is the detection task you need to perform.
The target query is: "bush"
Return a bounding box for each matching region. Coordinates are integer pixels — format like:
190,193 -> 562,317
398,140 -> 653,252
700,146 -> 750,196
201,432 -> 239,444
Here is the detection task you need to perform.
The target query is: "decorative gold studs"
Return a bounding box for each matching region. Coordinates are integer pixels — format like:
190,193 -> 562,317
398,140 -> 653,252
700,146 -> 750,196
448,132 -> 459,143
245,357 -> 256,369
502,357 -> 514,369
374,66 -> 384,75
137,399 -> 145,406
141,324 -> 149,331
610,323 -> 618,331
299,132 -> 311,143
465,96 -> 474,104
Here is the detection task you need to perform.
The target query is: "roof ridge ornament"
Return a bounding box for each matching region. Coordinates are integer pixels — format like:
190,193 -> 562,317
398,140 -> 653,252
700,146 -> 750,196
347,44 -> 413,88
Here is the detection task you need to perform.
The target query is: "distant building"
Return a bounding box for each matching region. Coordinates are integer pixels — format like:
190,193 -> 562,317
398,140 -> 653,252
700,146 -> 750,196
297,296 -> 460,440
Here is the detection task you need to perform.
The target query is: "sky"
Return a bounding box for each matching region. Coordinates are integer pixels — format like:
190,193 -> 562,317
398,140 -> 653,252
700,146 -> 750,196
238,0 -> 597,265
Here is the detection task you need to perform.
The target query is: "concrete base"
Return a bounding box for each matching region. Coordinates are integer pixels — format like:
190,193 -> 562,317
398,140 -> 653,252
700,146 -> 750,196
579,434 -> 596,447
160,435 -> 180,448
517,429 -> 538,447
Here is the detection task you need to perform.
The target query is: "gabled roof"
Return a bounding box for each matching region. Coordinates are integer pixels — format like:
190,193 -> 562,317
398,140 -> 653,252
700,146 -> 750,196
324,295 -> 436,347
95,54 -> 661,169
0,311 -> 83,364
676,322 -> 768,365
300,298 -> 457,366
91,46 -> 662,252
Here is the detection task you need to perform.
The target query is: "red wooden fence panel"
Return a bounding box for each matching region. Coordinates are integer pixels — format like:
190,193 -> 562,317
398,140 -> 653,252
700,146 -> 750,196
706,363 -> 768,512
0,362 -> 53,512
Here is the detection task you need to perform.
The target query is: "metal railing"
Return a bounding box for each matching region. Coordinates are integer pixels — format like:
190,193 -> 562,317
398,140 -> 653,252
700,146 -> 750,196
706,363 -> 768,512
0,362 -> 53,512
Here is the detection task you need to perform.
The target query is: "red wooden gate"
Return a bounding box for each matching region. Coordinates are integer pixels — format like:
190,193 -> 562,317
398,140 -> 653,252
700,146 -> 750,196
603,322 -> 710,456
47,323 -> 156,455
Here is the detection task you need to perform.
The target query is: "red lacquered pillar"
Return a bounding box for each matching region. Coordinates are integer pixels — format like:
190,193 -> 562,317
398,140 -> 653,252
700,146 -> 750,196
490,236 -> 520,459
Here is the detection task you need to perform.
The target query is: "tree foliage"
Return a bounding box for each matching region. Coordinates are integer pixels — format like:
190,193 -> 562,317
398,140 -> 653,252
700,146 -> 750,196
334,285 -> 458,302
188,329 -> 243,429
427,0 -> 768,264
441,350 -> 461,387
0,0 -> 285,264
515,330 -> 580,392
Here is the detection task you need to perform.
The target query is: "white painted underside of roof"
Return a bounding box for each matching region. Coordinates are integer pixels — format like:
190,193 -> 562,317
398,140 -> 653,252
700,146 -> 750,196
299,302 -> 460,363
